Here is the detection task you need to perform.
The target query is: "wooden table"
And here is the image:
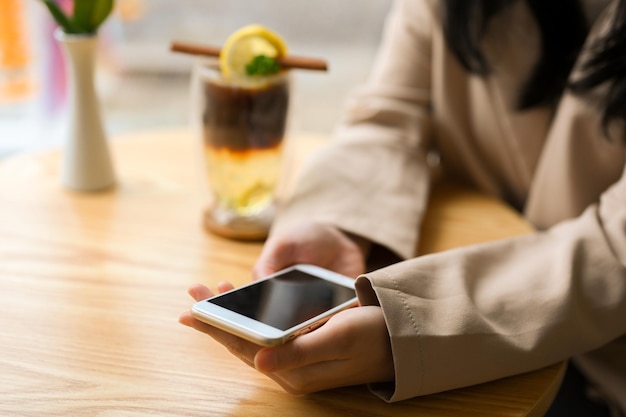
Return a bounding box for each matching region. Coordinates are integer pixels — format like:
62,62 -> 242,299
0,129 -> 564,417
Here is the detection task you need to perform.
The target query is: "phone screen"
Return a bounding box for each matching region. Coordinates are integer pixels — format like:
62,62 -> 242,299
206,269 -> 356,330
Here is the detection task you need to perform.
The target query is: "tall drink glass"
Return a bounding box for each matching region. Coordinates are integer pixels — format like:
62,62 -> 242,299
192,62 -> 290,240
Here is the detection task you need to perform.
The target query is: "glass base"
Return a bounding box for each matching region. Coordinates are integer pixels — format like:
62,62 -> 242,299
203,203 -> 274,241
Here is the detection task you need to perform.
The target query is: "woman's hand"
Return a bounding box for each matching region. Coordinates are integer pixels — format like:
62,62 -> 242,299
179,282 -> 262,368
253,222 -> 370,279
179,283 -> 395,395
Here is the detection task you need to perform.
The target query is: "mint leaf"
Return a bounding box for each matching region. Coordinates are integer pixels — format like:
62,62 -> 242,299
245,55 -> 281,76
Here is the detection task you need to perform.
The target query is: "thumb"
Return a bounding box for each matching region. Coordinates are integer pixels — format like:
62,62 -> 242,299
254,322 -> 342,372
252,243 -> 294,280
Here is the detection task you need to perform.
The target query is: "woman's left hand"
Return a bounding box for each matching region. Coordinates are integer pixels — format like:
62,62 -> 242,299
179,283 -> 395,395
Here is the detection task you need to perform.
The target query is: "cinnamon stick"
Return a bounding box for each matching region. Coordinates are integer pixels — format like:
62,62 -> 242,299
170,40 -> 328,72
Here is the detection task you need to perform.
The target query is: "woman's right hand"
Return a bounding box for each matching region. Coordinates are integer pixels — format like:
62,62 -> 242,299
252,222 -> 370,279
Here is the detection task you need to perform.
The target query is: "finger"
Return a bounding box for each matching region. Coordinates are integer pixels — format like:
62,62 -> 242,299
252,257 -> 284,280
254,306 -> 382,373
178,310 -> 196,327
254,317 -> 346,373
253,237 -> 295,279
216,281 -> 235,293
187,284 -> 214,301
178,311 -> 260,368
254,347 -> 362,395
257,309 -> 392,394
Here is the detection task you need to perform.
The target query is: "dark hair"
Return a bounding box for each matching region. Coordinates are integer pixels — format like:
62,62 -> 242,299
442,0 -> 626,134
570,1 -> 626,133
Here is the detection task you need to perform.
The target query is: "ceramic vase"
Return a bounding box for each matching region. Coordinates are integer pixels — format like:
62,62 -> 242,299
55,29 -> 115,191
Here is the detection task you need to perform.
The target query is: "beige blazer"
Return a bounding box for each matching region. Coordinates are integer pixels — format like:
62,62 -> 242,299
272,0 -> 626,412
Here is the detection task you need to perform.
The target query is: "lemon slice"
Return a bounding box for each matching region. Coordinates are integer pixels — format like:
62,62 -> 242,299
219,24 -> 288,78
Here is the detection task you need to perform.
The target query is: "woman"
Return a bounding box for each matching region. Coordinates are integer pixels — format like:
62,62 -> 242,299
180,0 -> 626,414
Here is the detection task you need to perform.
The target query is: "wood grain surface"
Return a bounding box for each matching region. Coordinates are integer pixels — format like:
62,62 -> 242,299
0,129 -> 564,417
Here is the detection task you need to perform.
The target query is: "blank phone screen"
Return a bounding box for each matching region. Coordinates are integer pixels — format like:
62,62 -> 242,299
207,269 -> 356,330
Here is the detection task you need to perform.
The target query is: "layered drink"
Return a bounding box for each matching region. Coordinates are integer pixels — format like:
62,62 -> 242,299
196,66 -> 290,239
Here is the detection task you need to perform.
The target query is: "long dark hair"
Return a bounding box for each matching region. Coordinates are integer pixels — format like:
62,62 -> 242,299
442,0 -> 626,134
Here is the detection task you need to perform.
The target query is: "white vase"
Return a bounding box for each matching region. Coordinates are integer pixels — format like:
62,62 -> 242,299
55,29 -> 115,191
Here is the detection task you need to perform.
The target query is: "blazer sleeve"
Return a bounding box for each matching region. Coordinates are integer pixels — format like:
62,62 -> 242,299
355,161 -> 626,402
270,0 -> 437,259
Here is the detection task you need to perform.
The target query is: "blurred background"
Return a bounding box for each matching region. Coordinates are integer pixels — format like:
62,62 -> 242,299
0,0 -> 391,158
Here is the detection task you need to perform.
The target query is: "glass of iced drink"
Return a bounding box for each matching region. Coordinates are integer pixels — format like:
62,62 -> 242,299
193,63 -> 290,240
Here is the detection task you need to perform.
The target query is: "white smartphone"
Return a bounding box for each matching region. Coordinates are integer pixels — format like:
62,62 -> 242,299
191,264 -> 358,347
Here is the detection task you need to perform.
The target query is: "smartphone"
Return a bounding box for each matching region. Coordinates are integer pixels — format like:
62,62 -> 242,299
191,264 -> 358,347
